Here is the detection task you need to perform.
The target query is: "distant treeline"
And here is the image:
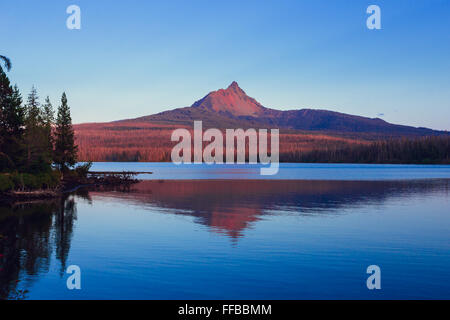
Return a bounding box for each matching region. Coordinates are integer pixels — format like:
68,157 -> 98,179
289,136 -> 450,164
76,121 -> 450,164
75,123 -> 364,162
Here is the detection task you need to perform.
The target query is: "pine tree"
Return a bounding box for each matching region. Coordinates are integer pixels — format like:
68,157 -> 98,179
42,96 -> 55,160
24,86 -> 52,172
54,92 -> 78,172
0,67 -> 26,171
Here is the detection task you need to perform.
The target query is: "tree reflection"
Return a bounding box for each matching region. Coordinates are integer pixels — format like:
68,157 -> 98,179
54,197 -> 77,276
0,195 -> 77,300
0,179 -> 448,299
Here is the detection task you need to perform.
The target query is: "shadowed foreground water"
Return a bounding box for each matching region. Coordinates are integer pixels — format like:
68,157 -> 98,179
0,179 -> 449,299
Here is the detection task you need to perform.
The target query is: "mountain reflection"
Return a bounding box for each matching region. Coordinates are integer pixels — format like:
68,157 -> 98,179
0,179 -> 448,299
0,195 -> 80,300
89,179 -> 449,239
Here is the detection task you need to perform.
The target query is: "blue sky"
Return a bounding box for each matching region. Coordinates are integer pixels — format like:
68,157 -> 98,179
1,0 -> 449,129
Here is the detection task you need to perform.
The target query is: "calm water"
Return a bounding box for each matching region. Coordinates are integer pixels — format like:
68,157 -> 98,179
0,163 -> 449,300
89,162 -> 450,180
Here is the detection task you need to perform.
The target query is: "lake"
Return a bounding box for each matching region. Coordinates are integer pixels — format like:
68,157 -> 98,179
90,162 -> 450,180
0,163 -> 449,299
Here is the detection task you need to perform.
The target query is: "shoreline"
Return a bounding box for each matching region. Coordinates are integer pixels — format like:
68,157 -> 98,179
0,171 -> 142,203
0,189 -> 61,202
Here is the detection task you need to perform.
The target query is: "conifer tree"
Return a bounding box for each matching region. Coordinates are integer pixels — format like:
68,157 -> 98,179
24,86 -> 52,172
54,92 -> 78,172
42,96 -> 55,159
0,65 -> 26,171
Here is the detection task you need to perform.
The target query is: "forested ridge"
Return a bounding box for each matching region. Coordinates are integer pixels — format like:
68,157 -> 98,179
288,136 -> 450,164
75,122 -> 450,164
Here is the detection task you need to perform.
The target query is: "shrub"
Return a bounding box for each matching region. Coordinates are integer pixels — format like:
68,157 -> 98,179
9,170 -> 61,191
21,173 -> 39,190
0,174 -> 14,192
0,153 -> 15,172
75,161 -> 93,178
50,170 -> 62,187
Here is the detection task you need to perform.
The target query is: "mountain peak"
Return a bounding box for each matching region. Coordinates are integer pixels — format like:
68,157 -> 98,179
191,82 -> 266,117
226,81 -> 246,96
227,81 -> 240,89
